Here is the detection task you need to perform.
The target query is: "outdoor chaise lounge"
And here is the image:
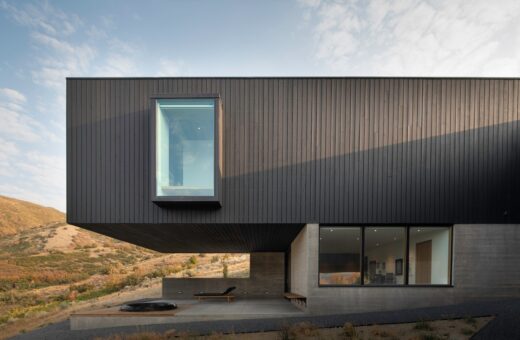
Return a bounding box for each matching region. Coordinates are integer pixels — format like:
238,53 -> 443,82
194,286 -> 236,303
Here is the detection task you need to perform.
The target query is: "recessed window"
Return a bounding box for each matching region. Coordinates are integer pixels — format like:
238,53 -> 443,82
319,227 -> 361,285
319,226 -> 452,287
153,97 -> 220,202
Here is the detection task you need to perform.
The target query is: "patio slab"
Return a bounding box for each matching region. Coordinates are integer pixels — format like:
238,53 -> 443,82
70,298 -> 303,330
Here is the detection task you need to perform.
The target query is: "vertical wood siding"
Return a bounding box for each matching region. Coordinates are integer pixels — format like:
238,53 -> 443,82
67,78 -> 520,226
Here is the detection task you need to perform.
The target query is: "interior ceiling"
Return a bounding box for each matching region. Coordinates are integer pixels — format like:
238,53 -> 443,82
320,226 -> 446,253
78,223 -> 304,253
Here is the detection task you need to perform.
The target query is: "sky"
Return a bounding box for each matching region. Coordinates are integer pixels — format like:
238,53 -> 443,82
1,0 -> 520,212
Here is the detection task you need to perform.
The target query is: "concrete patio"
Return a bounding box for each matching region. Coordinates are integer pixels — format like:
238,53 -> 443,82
13,298 -> 520,340
70,298 -> 304,330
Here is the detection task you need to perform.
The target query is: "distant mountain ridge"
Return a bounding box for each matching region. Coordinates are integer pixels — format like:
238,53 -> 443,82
0,196 -> 64,237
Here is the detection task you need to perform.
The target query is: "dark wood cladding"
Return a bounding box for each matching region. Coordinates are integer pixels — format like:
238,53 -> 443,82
67,78 -> 520,227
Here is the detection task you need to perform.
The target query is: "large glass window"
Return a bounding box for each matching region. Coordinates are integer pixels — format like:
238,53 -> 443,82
156,98 -> 215,197
408,227 -> 451,285
319,226 -> 452,286
319,227 -> 361,285
364,227 -> 406,285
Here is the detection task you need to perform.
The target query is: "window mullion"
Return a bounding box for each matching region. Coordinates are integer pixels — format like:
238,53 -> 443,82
405,226 -> 410,285
361,227 -> 365,285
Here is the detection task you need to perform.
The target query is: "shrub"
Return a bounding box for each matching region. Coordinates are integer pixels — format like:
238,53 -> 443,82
342,322 -> 356,340
70,283 -> 92,293
122,274 -> 141,287
291,322 -> 318,337
222,263 -> 228,278
188,256 -> 197,265
419,334 -> 442,340
414,321 -> 433,331
461,328 -> 474,336
464,316 -> 477,327
77,286 -> 119,301
278,323 -> 291,340
100,266 -> 111,275
211,256 -> 220,263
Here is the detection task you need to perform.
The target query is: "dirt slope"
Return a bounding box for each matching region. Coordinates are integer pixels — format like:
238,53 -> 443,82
0,196 -> 64,237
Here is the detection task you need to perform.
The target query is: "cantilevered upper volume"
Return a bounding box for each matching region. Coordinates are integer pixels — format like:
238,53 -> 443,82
66,77 -> 520,252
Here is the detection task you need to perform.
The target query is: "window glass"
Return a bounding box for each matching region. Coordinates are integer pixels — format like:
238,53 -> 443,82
319,227 -> 361,285
156,99 -> 215,197
364,227 -> 406,285
408,227 -> 451,285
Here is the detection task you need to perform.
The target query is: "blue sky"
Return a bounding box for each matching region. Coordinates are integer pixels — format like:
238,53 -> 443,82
1,0 -> 520,212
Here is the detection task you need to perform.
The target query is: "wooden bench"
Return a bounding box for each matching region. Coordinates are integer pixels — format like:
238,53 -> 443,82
284,292 -> 307,307
195,295 -> 235,303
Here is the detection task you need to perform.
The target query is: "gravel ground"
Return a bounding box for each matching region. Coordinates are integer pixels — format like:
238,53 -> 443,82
10,298 -> 520,340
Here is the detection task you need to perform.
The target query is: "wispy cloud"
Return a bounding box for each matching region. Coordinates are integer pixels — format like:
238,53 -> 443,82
0,87 -> 58,142
0,87 -> 26,103
0,0 -> 80,36
156,59 -> 184,77
0,149 -> 66,210
299,0 -> 520,76
0,1 -> 185,211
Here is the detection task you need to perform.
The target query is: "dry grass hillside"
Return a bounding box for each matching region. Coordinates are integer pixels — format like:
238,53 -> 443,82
0,196 -> 64,237
0,196 -> 249,339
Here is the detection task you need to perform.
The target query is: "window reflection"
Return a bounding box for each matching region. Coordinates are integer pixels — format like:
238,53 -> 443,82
156,99 -> 215,197
319,227 -> 361,285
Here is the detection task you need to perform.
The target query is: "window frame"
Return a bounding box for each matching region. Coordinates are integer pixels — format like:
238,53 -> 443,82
318,225 -> 453,288
150,93 -> 222,206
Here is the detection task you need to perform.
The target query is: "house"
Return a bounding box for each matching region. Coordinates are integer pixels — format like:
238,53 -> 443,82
67,77 -> 520,313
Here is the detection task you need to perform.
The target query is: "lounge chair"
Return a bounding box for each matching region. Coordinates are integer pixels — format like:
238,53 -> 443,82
194,286 -> 236,303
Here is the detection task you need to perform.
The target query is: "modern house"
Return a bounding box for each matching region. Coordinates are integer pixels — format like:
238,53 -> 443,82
67,77 -> 520,314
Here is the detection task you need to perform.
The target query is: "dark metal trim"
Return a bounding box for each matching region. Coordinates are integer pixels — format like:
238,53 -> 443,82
318,225 -> 454,288
405,226 -> 410,285
360,227 -> 365,285
449,226 -> 454,286
150,96 -> 222,206
151,93 -> 221,99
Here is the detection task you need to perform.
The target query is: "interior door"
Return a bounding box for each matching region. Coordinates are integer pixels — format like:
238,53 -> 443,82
416,240 -> 432,284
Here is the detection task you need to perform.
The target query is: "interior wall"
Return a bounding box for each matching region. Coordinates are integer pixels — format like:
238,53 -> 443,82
409,229 -> 450,284
163,252 -> 284,298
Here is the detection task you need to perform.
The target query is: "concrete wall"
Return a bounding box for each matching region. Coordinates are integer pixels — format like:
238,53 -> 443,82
163,252 -> 284,298
290,225 -> 310,296
290,224 -> 520,314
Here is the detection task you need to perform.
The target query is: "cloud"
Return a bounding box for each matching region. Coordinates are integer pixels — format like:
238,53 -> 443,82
0,1 -> 185,211
0,88 -> 58,142
300,0 -> 520,76
0,88 -> 26,103
0,137 -> 65,211
0,0 -> 80,36
155,59 -> 184,77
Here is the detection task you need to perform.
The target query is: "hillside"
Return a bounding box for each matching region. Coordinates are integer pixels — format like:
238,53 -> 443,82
0,196 -> 64,237
0,196 -> 249,339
